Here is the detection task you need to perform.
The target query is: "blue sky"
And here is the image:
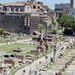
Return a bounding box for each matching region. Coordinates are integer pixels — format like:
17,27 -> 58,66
0,0 -> 72,9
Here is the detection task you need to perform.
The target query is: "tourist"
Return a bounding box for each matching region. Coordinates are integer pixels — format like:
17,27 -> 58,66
34,71 -> 37,75
29,69 -> 32,75
38,73 -> 42,75
22,69 -> 26,75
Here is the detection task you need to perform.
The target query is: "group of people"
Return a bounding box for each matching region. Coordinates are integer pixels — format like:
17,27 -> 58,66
37,39 -> 49,53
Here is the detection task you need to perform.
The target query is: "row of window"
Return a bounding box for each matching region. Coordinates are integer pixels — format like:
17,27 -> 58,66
3,7 -> 24,12
0,5 -> 41,13
24,17 -> 30,26
33,5 -> 40,9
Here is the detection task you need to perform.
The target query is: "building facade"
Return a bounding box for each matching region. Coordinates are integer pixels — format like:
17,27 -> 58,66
0,0 -> 55,34
55,0 -> 74,18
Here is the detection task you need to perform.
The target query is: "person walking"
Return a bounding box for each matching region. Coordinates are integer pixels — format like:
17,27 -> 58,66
34,71 -> 37,75
29,69 -> 32,75
22,69 -> 26,75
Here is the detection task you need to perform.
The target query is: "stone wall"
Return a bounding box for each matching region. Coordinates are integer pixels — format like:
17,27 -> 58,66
0,13 -> 41,34
0,14 -> 24,33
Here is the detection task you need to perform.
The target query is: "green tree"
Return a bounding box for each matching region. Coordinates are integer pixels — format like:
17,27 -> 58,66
0,29 -> 4,35
38,24 -> 45,33
57,15 -> 75,31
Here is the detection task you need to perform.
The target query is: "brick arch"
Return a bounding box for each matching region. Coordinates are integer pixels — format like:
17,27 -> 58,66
33,5 -> 36,9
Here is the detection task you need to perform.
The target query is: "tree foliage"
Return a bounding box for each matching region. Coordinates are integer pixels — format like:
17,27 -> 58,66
38,24 -> 45,33
57,15 -> 75,31
0,29 -> 4,35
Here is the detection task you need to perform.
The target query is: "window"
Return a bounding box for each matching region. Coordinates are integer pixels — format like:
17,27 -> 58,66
33,5 -> 36,9
20,8 -> 24,12
16,8 -> 18,12
28,18 -> 30,26
38,6 -> 40,9
24,17 -> 30,26
24,18 -> 27,26
11,8 -> 14,12
4,7 -> 7,11
0,7 -> 2,10
27,6 -> 30,9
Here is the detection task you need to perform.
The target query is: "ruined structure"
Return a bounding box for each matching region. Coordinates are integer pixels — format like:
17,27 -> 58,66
0,0 -> 55,34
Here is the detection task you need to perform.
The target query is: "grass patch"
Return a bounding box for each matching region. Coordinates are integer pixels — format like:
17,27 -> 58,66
0,43 -> 36,52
